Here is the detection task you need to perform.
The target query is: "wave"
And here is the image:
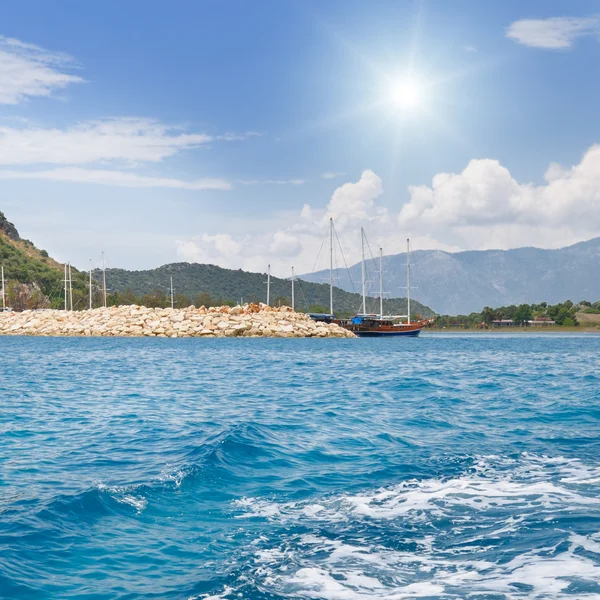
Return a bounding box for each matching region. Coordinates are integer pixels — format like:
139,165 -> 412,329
198,454 -> 600,599
16,422 -> 294,530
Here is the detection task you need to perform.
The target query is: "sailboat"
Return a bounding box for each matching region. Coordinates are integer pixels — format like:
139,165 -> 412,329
339,235 -> 426,337
309,221 -> 427,336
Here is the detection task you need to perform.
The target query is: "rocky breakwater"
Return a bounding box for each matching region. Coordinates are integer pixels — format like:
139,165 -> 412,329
0,304 -> 356,338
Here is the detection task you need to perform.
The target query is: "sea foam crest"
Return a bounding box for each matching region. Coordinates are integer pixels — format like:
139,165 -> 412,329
224,454 -> 600,599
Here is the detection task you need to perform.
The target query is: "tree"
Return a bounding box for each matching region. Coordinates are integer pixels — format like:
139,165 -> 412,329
141,290 -> 168,308
117,288 -> 139,306
309,304 -> 328,314
174,293 -> 192,308
194,292 -> 214,308
273,296 -> 291,307
514,304 -> 533,326
482,306 -> 495,326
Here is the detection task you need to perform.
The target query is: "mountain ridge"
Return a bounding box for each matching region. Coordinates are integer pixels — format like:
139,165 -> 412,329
101,262 -> 434,317
300,237 -> 600,315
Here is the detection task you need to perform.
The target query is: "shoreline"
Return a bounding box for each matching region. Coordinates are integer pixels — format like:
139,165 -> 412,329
425,327 -> 600,334
0,304 -> 356,339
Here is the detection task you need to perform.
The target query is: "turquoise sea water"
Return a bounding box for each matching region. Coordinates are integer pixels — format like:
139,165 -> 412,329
1,334 -> 600,599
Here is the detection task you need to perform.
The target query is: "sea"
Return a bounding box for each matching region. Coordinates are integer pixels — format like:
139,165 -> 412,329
1,334 -> 600,599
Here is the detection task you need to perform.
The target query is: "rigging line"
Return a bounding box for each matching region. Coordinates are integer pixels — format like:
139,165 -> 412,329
310,236 -> 326,275
362,229 -> 379,313
296,278 -> 310,312
332,222 -> 357,295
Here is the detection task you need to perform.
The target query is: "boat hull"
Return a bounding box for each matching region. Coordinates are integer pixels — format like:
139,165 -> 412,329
354,327 -> 423,337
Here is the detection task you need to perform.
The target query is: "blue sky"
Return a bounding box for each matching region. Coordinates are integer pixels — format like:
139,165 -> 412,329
1,0 -> 600,274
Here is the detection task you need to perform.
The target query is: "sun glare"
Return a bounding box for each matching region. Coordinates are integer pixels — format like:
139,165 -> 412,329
387,77 -> 424,110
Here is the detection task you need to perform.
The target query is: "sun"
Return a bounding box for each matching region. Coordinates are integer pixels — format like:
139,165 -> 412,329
387,77 -> 424,110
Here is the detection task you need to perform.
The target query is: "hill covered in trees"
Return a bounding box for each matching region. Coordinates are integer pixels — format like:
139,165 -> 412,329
0,210 -> 433,316
0,212 -> 89,310
100,262 -> 434,317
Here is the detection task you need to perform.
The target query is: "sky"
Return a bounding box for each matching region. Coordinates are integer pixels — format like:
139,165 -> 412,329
1,0 -> 600,275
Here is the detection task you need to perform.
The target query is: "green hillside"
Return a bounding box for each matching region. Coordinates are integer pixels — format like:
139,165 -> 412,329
0,210 -> 434,316
101,262 -> 434,317
0,212 -> 88,310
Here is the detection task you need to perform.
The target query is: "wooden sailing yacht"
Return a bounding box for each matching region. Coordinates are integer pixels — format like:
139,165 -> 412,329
308,221 -> 427,337
340,235 -> 426,337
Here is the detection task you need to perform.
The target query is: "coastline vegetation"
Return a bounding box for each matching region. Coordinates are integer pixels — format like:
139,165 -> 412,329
433,300 -> 599,329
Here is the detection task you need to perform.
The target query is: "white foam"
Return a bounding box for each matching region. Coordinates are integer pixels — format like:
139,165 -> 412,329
118,494 -> 147,513
188,586 -> 234,600
232,454 -> 600,599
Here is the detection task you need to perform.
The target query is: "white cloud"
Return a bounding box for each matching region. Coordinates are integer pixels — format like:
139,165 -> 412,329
325,169 -> 384,228
175,170 -> 388,274
0,118 -> 218,165
398,145 -> 600,249
0,35 -> 84,104
321,171 -> 345,179
238,179 -> 305,185
174,145 -> 600,277
176,234 -> 241,264
269,231 -> 301,256
0,167 -> 231,190
300,204 -> 313,220
506,16 -> 600,49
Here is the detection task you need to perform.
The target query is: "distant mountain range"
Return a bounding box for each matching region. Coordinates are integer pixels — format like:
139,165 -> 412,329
300,237 -> 600,315
4,206 -> 598,316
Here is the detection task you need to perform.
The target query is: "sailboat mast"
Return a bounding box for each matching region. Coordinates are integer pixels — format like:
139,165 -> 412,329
89,260 -> 92,310
406,238 -> 411,325
379,247 -> 383,318
329,217 -> 333,315
68,263 -> 73,311
102,251 -> 107,308
64,263 -> 68,311
170,276 -> 174,309
1,264 -> 5,312
266,264 -> 271,306
291,266 -> 295,311
361,228 -> 366,315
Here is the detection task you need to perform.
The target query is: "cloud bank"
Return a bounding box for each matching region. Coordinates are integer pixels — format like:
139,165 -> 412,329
0,118 -> 222,166
0,167 -> 231,190
177,145 -> 600,275
0,36 -> 84,104
506,16 -> 600,49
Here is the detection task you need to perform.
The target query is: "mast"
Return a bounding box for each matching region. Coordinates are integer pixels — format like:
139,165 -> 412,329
360,228 -> 366,315
266,264 -> 271,306
68,263 -> 73,311
89,259 -> 93,310
64,263 -> 68,311
170,276 -> 174,309
406,238 -> 411,325
379,247 -> 383,318
102,251 -> 107,308
329,217 -> 333,315
291,266 -> 295,311
1,265 -> 5,312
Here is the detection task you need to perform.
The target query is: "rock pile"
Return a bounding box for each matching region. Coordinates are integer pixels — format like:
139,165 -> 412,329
0,304 -> 356,338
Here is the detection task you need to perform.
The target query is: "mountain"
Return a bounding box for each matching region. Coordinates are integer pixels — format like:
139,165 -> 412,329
0,212 -> 87,310
102,263 -> 434,317
0,210 -> 433,315
300,238 -> 600,315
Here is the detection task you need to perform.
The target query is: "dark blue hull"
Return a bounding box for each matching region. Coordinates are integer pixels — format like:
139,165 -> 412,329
355,328 -> 422,337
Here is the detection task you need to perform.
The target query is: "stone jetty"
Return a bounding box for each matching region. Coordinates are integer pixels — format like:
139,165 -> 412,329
0,304 -> 356,338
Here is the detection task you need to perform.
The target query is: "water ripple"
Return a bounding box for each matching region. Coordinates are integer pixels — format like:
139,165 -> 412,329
0,334 -> 599,599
